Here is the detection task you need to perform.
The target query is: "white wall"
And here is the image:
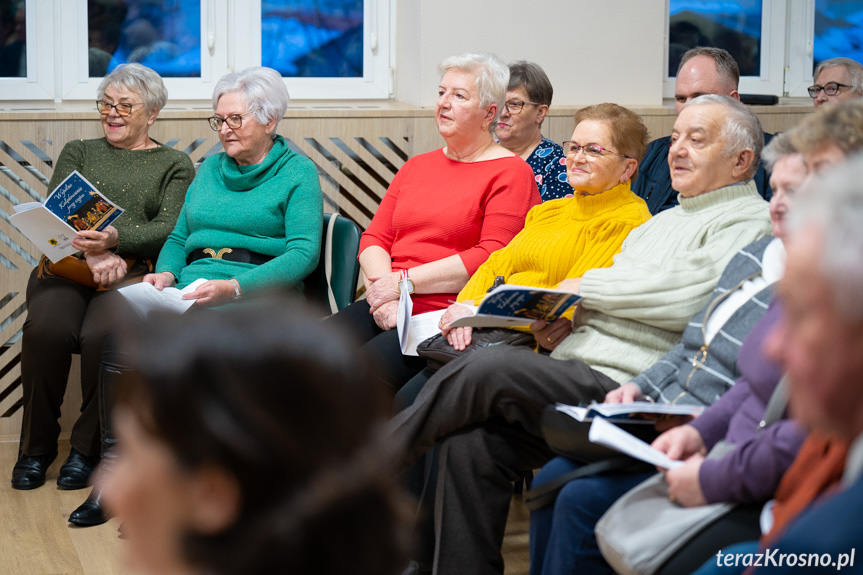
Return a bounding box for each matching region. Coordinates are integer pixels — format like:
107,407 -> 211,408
394,0 -> 667,108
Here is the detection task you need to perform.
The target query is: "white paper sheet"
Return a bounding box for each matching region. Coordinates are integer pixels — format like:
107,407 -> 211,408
588,416 -> 683,469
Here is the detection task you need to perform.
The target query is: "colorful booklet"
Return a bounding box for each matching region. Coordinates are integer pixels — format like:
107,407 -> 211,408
447,285 -> 582,328
9,170 -> 124,263
555,402 -> 704,425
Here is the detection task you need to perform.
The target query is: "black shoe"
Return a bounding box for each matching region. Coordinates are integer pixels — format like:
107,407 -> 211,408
57,449 -> 100,490
11,451 -> 58,490
69,489 -> 109,527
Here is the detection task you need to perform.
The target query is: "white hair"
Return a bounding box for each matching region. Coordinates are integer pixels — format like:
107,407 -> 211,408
788,153 -> 863,321
98,63 -> 168,113
437,52 -> 509,132
814,57 -> 863,96
212,67 -> 290,137
685,94 -> 763,179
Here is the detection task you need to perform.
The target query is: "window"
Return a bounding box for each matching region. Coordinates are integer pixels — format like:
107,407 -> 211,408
0,0 -> 391,101
665,0 -> 788,98
669,0 -> 763,77
814,1 -> 863,68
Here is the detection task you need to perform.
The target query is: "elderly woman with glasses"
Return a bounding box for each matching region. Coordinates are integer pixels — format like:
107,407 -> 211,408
143,66 -> 323,305
414,103 -> 651,368
496,61 -> 570,201
67,65 -> 323,527
12,64 -> 194,495
331,52 -> 540,393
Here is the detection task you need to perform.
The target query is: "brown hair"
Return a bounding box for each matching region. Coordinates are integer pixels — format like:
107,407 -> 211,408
574,103 -> 649,180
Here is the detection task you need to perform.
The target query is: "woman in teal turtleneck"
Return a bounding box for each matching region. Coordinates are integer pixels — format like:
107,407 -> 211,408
69,66 -> 323,527
147,66 -> 323,304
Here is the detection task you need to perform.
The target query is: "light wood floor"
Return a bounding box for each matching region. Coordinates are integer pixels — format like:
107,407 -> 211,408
0,439 -> 531,575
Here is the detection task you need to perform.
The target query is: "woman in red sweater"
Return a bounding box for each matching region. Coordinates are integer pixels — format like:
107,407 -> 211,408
332,52 -> 540,393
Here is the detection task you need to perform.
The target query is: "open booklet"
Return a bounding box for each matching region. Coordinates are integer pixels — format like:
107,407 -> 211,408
395,270 -> 446,356
588,417 -> 683,469
9,170 -> 124,263
555,402 -> 704,425
118,278 -> 208,317
448,284 -> 581,328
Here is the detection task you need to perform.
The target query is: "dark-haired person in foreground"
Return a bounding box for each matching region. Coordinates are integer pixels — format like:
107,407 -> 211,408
387,94 -> 772,575
632,46 -> 772,213
99,300 -> 411,575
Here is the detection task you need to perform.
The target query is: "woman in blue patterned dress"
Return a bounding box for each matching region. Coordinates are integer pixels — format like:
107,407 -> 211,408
496,61 -> 571,201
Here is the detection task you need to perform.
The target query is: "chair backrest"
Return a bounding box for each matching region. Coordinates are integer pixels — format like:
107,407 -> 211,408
304,213 -> 362,314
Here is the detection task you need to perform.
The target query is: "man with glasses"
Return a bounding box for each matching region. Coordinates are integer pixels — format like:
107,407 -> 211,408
809,57 -> 863,108
388,95 -> 771,575
633,47 -> 773,214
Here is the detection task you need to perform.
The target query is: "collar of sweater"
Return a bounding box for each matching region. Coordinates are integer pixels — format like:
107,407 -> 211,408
218,135 -> 293,192
677,180 -> 758,212
569,181 -> 635,221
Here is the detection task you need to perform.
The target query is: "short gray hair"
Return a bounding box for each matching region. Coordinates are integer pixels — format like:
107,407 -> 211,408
788,154 -> 863,321
685,94 -> 763,179
212,67 -> 289,137
815,57 -> 863,96
678,47 -> 740,92
97,63 -> 168,113
761,130 -> 798,172
438,52 -> 509,132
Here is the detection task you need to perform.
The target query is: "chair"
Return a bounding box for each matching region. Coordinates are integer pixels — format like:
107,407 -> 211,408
303,213 -> 362,314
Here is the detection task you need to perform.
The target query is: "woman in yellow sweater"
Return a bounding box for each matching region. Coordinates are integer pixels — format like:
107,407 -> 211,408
440,102 -> 652,351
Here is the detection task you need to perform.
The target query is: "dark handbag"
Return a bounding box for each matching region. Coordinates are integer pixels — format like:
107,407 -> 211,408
416,328 -> 534,372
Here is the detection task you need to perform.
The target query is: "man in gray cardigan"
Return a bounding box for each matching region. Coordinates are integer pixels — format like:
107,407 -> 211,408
390,95 -> 773,575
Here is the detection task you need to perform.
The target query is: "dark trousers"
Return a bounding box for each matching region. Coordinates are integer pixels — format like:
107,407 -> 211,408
329,299 -> 425,391
385,345 -> 620,575
19,268 -> 121,457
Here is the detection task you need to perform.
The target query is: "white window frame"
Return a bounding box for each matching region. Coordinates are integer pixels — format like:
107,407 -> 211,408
0,0 -> 55,101
663,0 -> 789,98
784,0 -> 816,97
0,0 -> 391,102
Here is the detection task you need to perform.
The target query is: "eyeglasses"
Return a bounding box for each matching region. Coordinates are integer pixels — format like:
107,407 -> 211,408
562,141 -> 629,159
207,108 -> 261,131
96,100 -> 142,117
807,82 -> 852,98
504,100 -> 541,114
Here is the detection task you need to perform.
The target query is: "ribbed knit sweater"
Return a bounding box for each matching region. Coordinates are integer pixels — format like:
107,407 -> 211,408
156,136 -> 323,292
551,180 -> 771,383
47,138 -> 194,260
456,182 -> 650,307
359,149 -> 540,314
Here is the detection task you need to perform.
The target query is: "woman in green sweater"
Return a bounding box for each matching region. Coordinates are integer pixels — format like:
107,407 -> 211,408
69,66 -> 324,527
13,64 -> 194,495
146,66 -> 323,304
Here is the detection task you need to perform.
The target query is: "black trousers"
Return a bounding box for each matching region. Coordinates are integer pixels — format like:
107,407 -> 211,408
329,299 -> 426,392
19,268 -> 122,457
386,345 -> 620,574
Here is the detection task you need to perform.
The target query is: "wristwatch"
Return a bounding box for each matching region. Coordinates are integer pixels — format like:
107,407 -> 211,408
398,277 -> 415,294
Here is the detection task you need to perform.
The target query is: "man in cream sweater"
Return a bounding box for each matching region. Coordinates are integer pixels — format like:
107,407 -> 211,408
388,94 -> 773,575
